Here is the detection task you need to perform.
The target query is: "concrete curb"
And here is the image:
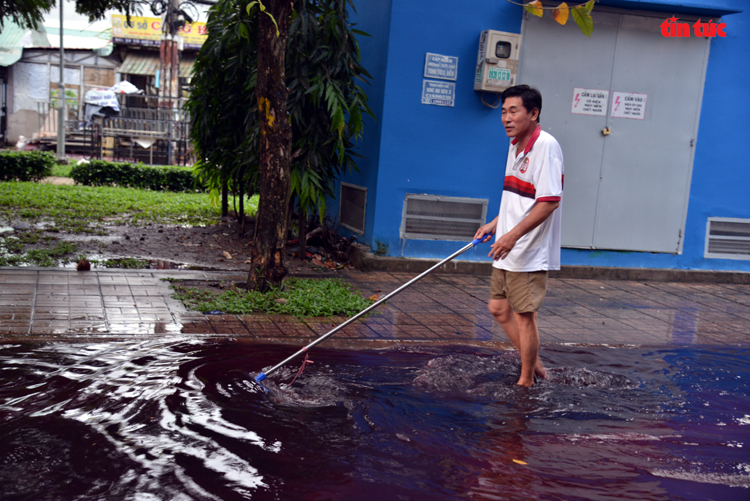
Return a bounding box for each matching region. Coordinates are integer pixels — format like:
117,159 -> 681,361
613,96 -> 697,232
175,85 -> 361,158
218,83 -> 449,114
359,252 -> 750,284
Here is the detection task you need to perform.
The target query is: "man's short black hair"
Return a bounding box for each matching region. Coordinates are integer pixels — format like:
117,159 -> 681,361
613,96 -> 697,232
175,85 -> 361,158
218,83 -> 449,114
501,85 -> 542,123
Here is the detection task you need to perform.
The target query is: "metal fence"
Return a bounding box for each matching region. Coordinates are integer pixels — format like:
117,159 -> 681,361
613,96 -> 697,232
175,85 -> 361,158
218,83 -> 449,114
37,96 -> 194,166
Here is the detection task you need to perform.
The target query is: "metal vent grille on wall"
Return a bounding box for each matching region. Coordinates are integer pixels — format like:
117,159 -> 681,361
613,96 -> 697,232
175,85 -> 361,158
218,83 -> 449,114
400,194 -> 488,241
705,218 -> 750,260
339,182 -> 367,235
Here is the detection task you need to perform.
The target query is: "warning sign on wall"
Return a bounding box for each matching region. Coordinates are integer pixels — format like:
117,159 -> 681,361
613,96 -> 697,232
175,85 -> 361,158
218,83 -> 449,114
611,91 -> 648,120
571,88 -> 608,116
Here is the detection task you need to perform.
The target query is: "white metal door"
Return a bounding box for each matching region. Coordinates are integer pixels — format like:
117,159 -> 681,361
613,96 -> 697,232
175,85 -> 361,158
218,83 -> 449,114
517,9 -> 709,253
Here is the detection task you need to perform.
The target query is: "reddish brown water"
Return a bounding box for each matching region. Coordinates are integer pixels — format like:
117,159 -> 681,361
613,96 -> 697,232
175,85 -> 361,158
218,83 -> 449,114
1,340 -> 748,500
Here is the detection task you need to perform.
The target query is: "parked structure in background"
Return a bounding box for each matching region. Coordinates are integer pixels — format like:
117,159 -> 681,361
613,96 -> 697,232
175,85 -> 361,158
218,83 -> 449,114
332,0 -> 750,273
0,13 -> 117,150
101,1 -> 206,166
0,1 -> 208,165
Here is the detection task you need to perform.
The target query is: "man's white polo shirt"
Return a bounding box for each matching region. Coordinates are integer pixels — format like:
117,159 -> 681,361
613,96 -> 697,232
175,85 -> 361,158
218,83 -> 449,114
493,125 -> 564,272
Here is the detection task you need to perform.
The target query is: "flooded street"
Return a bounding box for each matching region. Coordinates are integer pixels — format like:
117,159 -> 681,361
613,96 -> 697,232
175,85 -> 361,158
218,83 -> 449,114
1,340 -> 748,500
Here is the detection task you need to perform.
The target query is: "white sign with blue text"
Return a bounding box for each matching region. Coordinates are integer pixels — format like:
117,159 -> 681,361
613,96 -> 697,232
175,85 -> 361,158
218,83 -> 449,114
422,80 -> 455,107
424,53 -> 459,81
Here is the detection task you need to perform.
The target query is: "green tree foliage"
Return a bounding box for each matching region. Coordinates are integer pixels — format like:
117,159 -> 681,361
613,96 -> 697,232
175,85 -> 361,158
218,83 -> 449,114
1,0 -> 54,30
0,0 -> 135,31
74,0 -> 134,23
187,0 -> 374,227
286,0 -> 374,220
185,0 -> 258,208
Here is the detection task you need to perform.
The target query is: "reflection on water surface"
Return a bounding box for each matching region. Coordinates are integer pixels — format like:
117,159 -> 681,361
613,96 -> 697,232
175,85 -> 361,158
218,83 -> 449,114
0,340 -> 748,500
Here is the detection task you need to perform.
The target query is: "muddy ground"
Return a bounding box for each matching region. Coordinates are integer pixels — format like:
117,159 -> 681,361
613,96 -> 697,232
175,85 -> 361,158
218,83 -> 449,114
7,178 -> 354,275
57,218 -> 350,276
2,177 -> 355,278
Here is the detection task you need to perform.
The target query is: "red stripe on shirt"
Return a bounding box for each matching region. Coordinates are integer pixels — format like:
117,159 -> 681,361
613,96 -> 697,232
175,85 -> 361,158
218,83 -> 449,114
536,175 -> 564,202
504,176 -> 536,199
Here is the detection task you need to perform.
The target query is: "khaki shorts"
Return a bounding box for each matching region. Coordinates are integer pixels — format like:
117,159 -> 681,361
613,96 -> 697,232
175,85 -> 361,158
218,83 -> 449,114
490,268 -> 549,313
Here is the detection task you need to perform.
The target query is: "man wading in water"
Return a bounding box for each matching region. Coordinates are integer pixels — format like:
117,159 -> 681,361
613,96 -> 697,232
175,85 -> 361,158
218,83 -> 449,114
475,85 -> 564,387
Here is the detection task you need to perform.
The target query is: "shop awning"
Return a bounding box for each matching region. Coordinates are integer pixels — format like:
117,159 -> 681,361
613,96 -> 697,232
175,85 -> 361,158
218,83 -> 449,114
119,52 -> 196,77
119,52 -> 158,75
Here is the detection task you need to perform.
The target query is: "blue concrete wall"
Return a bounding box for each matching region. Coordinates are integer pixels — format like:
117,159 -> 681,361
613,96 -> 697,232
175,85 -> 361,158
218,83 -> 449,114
335,0 -> 394,245
337,0 -> 750,271
340,0 -> 523,260
334,0 -> 391,242
374,1 -> 523,260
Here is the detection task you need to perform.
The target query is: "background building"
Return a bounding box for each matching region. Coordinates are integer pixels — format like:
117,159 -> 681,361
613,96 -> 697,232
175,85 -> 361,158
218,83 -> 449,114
0,3 -> 208,161
332,0 -> 750,272
0,11 -> 116,145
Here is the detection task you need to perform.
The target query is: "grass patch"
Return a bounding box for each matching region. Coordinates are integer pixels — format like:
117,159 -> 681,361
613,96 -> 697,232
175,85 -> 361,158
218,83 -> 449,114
51,164 -> 73,177
0,238 -> 78,266
0,181 -> 256,268
171,277 -> 375,318
76,256 -> 150,269
0,181 -> 222,233
97,257 -> 150,269
246,194 -> 259,216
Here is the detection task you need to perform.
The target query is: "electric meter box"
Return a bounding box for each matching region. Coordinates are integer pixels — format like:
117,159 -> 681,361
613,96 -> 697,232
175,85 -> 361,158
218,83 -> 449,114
474,30 -> 522,93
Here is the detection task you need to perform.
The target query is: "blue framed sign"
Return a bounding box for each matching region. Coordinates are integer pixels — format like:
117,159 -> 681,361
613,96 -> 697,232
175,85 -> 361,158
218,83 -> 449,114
422,80 -> 455,107
424,53 -> 458,81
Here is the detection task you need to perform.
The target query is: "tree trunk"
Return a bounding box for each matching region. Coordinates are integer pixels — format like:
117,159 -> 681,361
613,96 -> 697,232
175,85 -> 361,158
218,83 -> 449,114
221,179 -> 229,218
247,0 -> 293,291
298,203 -> 307,261
238,176 -> 245,237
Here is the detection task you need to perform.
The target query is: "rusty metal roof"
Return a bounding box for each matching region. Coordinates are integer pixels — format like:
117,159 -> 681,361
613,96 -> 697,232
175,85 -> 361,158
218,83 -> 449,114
119,52 -> 195,77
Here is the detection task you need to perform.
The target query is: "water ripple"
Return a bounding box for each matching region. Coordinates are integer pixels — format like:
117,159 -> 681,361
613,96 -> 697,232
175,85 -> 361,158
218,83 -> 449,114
0,342 -> 748,500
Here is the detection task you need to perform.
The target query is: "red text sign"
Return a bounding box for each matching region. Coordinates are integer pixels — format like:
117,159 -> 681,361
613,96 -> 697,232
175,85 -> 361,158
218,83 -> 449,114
661,17 -> 727,38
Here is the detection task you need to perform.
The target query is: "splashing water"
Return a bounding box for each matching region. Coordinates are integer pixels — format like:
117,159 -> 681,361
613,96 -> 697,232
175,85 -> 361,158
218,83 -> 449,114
0,341 -> 748,500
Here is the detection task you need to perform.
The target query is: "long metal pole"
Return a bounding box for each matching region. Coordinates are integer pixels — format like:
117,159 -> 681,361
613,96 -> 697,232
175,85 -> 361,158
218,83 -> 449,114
57,0 -> 65,160
255,238 -> 486,384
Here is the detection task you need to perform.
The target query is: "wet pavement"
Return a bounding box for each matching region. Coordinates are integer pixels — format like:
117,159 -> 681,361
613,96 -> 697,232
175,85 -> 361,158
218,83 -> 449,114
0,267 -> 749,348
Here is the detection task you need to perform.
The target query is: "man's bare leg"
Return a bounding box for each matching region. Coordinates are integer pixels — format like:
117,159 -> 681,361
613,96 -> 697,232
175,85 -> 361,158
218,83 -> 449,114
513,311 -> 544,387
488,299 -> 546,385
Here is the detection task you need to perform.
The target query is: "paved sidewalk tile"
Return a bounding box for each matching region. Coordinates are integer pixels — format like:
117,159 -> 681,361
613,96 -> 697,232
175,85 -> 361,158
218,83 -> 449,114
0,267 -> 748,348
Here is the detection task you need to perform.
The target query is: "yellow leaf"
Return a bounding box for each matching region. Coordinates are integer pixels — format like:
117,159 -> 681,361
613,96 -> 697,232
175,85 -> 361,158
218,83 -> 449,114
553,3 -> 569,25
513,459 -> 528,465
524,0 -> 544,18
